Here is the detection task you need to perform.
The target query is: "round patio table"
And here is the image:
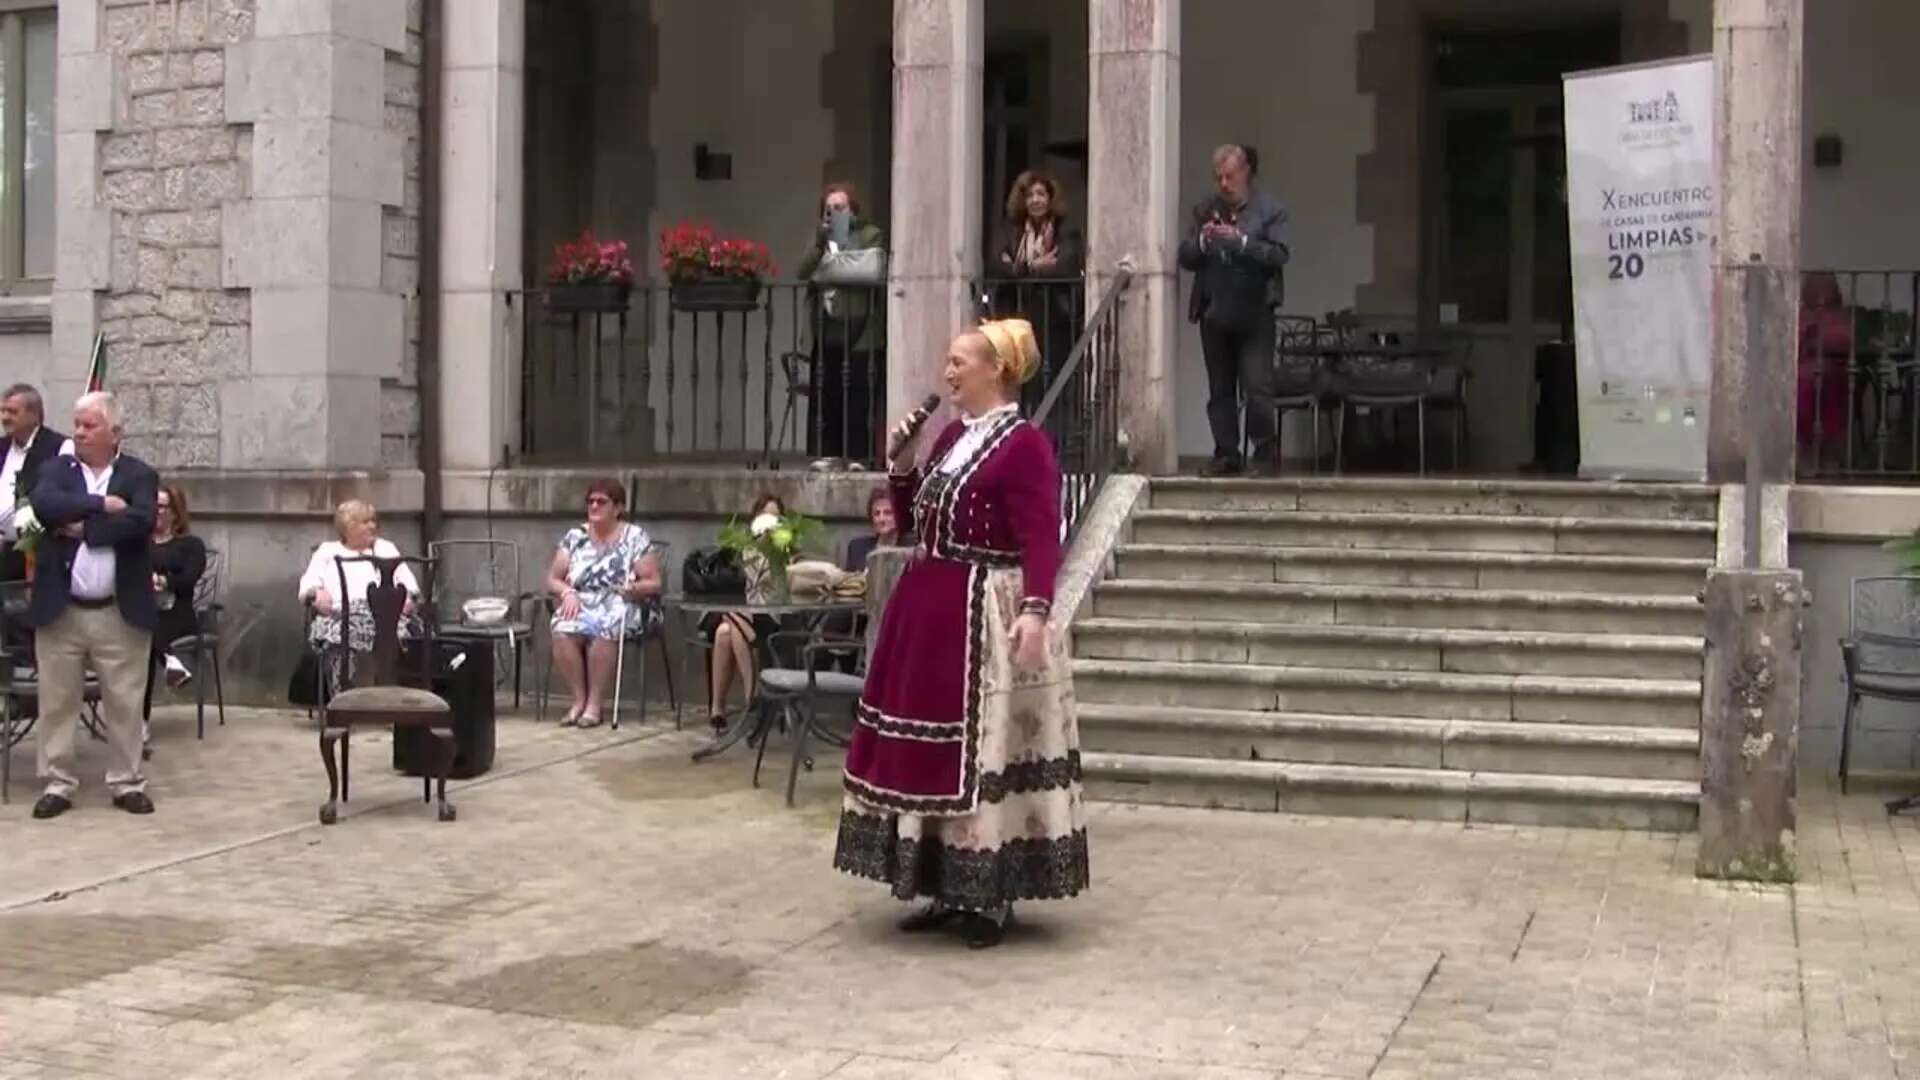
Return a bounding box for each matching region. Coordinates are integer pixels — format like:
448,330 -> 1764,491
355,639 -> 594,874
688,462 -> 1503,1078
666,594 -> 864,762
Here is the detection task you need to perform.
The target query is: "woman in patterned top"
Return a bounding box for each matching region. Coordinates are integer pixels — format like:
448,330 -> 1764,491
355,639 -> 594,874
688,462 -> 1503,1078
545,477 -> 663,727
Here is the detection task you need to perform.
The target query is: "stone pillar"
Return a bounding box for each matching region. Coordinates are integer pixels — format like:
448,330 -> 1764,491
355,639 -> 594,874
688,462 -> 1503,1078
1087,0 -> 1179,474
1697,568 -> 1803,882
885,0 -> 982,442
438,0 -> 525,470
222,0 -> 408,469
51,2 -> 115,407
1706,0 -> 1803,487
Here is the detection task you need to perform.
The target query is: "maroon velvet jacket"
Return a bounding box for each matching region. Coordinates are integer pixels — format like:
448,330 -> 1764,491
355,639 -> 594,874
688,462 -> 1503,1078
844,411 -> 1064,815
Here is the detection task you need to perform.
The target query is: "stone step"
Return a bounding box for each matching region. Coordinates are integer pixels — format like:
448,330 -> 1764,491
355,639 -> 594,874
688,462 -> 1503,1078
1149,476 -> 1719,521
1091,580 -> 1703,636
1081,752 -> 1700,831
1071,659 -> 1701,727
1130,509 -> 1716,559
1072,620 -> 1704,680
1113,543 -> 1709,596
1078,704 -> 1699,781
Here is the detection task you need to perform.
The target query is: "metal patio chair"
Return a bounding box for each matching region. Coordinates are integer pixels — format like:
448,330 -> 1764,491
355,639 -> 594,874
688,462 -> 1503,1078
1839,575 -> 1920,806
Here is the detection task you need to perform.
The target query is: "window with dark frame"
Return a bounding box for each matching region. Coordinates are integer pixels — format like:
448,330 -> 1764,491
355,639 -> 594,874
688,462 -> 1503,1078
0,1 -> 56,297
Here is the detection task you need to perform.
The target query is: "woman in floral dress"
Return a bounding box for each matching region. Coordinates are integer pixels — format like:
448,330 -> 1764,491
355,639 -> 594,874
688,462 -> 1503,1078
834,317 -> 1087,949
545,477 -> 663,727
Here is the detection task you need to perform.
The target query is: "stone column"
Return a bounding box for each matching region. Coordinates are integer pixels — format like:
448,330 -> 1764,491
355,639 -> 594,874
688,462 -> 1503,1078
1698,0 -> 1805,884
1706,0 -> 1803,488
50,2 -> 116,401
438,0 -> 525,470
1697,569 -> 1803,882
885,0 -> 982,440
1087,0 -> 1179,474
222,0 -> 407,469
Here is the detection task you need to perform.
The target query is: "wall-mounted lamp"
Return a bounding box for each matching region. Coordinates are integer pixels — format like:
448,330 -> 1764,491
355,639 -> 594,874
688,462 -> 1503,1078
694,142 -> 733,181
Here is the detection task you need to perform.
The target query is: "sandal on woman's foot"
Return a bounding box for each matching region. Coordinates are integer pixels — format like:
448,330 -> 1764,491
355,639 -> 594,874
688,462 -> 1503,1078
708,715 -> 728,736
897,903 -> 958,933
576,710 -> 607,729
558,707 -> 584,727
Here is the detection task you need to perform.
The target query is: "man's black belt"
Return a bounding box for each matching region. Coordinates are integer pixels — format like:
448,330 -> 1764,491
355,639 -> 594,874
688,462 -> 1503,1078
70,595 -> 115,609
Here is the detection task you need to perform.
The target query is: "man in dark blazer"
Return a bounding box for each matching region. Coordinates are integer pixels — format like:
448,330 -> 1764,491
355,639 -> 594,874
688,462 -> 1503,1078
0,383 -> 72,582
1178,144 -> 1292,476
26,391 -> 159,819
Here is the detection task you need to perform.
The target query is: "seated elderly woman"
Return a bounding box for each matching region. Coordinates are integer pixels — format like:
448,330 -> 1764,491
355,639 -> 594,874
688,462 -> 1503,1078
546,477 -> 664,727
299,499 -> 421,691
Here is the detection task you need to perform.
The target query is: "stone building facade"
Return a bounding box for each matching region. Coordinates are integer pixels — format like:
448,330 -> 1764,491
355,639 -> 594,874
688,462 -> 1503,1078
6,0 -> 1920,783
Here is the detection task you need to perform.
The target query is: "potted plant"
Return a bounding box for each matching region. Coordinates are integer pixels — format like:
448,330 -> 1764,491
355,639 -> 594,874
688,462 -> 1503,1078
659,221 -> 774,312
717,506 -> 821,603
546,230 -> 635,314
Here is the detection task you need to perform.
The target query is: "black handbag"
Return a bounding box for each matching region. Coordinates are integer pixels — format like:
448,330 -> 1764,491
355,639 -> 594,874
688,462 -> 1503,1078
682,546 -> 745,597
287,648 -> 327,707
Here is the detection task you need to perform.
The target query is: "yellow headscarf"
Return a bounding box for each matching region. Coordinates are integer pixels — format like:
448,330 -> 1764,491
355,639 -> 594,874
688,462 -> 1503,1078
976,318 -> 1041,386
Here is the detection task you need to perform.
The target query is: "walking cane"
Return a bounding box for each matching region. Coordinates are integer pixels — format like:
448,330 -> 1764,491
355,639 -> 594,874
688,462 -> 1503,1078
611,603 -> 627,730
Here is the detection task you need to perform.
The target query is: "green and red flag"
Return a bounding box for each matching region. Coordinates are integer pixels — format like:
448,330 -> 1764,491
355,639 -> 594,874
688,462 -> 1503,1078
84,333 -> 105,393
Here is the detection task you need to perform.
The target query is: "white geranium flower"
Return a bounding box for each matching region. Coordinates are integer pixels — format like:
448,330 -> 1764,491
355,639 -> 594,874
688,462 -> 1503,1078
749,512 -> 780,538
14,504 -> 40,536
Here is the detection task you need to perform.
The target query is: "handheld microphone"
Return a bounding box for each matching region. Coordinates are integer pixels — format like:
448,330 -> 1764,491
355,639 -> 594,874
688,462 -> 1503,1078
889,393 -> 944,463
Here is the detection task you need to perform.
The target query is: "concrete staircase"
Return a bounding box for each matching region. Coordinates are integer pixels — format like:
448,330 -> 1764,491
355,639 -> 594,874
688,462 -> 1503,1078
1075,477 -> 1718,830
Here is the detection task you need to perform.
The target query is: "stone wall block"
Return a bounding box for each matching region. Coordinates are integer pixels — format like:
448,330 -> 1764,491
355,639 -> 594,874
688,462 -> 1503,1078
207,291 -> 250,326
130,314 -> 191,344
127,54 -> 170,96
135,246 -> 175,293
185,161 -> 245,204
131,91 -> 179,130
58,0 -> 101,56
155,126 -> 236,168
102,293 -> 159,321
159,290 -> 203,323
258,0 -> 408,53
101,131 -> 155,172
56,207 -> 115,292
56,52 -> 118,133
100,170 -> 161,214
170,247 -> 223,289
181,88 -> 227,127
159,166 -> 189,208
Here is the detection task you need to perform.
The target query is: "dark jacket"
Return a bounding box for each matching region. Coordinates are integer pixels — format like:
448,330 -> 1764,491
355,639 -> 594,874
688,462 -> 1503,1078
1177,189 -> 1290,330
0,424 -> 68,582
152,533 -> 208,645
26,450 -> 160,631
798,218 -> 887,353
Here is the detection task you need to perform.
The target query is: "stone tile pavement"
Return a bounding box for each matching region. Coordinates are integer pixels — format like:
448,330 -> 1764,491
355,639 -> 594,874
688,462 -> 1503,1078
2,703 -> 1920,1078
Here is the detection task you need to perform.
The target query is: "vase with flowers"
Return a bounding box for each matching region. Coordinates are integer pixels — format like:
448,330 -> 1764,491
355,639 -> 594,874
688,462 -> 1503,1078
546,229 -> 635,314
717,507 -> 820,603
659,221 -> 774,312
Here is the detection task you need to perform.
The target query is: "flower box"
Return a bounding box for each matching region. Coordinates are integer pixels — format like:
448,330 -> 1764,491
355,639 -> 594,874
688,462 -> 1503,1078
547,281 -> 633,314
669,278 -> 763,313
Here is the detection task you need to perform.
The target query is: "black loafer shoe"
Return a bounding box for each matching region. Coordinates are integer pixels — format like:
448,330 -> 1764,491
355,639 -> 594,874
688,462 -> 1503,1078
31,793 -> 72,819
1201,455 -> 1244,477
960,913 -> 1005,950
898,903 -> 960,933
112,791 -> 155,815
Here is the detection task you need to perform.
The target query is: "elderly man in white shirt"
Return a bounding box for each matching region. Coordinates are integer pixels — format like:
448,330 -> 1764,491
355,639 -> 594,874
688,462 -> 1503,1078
24,392 -> 161,820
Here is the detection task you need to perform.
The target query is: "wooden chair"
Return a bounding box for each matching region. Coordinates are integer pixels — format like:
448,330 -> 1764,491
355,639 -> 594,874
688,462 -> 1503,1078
318,553 -> 458,824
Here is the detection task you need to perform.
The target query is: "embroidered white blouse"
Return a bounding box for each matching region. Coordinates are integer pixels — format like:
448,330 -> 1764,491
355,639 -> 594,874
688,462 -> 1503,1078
933,403 -> 1019,475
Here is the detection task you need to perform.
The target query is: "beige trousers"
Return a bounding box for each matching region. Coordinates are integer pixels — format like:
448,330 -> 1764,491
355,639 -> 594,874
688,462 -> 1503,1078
37,604 -> 152,799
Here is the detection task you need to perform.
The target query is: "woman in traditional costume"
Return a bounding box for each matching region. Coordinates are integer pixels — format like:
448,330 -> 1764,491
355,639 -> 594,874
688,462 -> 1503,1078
833,317 -> 1088,949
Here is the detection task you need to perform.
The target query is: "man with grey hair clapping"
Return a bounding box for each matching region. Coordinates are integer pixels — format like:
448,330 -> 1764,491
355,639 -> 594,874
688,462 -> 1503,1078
25,391 -> 161,819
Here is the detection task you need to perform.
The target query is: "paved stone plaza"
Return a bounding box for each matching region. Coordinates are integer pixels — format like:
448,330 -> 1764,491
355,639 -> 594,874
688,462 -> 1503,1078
0,704 -> 1916,1078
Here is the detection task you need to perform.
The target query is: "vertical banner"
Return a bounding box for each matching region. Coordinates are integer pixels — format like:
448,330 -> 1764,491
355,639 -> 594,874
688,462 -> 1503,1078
1563,56 -> 1714,480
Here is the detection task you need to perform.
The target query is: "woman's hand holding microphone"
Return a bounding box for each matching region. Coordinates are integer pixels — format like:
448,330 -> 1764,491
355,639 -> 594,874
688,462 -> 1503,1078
887,394 -> 943,474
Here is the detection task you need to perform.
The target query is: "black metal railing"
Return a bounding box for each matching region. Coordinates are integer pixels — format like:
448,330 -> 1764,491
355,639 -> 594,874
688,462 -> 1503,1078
975,276 -> 1088,417
1797,270 -> 1920,480
511,282 -> 887,468
1032,269 -> 1132,540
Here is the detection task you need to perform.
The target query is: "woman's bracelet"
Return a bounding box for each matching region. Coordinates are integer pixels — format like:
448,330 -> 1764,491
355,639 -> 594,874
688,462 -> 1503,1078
1018,597 -> 1051,618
